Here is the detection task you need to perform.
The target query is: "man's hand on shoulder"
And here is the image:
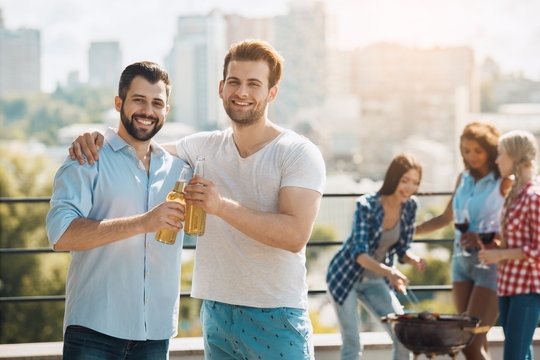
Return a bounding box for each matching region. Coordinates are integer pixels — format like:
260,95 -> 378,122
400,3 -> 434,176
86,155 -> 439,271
69,131 -> 104,165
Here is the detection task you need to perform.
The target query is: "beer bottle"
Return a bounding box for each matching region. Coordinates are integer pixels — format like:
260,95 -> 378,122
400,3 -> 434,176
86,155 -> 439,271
185,155 -> 206,236
156,164 -> 190,244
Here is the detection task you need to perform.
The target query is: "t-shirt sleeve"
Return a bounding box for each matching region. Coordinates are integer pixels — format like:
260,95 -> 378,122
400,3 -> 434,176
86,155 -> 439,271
281,139 -> 326,194
46,159 -> 97,248
175,132 -> 212,167
175,137 -> 193,166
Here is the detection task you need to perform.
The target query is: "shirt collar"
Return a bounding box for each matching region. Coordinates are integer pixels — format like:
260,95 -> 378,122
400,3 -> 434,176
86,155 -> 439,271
463,170 -> 496,183
104,127 -> 164,156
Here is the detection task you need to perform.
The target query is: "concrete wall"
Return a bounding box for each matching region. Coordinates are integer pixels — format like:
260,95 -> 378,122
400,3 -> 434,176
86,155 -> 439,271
1,328 -> 539,359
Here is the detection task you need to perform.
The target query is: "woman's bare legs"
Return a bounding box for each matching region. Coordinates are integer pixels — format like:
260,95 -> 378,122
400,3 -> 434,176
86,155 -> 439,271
453,282 -> 498,360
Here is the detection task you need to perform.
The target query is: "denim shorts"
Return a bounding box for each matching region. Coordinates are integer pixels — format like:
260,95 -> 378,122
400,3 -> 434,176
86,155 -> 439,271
200,300 -> 314,360
451,245 -> 497,291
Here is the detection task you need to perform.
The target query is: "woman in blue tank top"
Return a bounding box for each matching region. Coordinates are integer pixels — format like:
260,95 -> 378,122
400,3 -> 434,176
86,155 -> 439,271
415,122 -> 511,360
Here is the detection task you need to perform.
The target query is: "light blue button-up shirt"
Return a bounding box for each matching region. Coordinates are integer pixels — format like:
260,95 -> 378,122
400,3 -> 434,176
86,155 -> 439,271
46,128 -> 186,340
452,170 -> 504,244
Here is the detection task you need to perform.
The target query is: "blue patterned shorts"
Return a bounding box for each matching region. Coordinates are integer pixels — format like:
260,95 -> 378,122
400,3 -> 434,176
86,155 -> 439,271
200,300 -> 314,360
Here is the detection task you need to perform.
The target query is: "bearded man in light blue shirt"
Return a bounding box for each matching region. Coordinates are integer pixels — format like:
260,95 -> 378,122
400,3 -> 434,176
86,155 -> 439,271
46,61 -> 187,359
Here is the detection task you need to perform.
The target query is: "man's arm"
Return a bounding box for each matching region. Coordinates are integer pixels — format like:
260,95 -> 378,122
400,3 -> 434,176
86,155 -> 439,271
68,132 -> 179,164
218,186 -> 321,253
161,143 -> 178,157
47,157 -> 185,251
185,177 -> 321,253
54,202 -> 185,251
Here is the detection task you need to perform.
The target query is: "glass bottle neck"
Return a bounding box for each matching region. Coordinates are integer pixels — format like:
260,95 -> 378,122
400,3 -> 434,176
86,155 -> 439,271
173,181 -> 186,192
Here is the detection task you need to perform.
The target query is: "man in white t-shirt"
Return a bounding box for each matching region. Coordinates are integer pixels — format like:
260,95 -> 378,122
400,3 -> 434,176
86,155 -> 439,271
69,40 -> 326,360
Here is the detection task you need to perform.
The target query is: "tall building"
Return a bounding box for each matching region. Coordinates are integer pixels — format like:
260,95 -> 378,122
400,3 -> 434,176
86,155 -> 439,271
350,43 -> 478,189
88,41 -> 122,89
225,14 -> 274,46
165,10 -> 227,130
0,13 -> 40,96
273,1 -> 328,127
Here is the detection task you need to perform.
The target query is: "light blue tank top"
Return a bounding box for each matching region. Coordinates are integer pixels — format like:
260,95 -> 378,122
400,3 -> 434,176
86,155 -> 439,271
452,171 -> 504,243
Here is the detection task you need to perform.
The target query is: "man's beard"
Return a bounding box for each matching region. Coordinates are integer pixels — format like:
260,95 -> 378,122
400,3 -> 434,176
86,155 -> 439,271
224,98 -> 267,127
120,104 -> 163,141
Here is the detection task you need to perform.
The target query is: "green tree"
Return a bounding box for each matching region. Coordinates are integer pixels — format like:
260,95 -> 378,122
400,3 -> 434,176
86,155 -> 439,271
0,148 -> 69,343
307,224 -> 338,263
1,86 -> 113,146
177,246 -> 203,337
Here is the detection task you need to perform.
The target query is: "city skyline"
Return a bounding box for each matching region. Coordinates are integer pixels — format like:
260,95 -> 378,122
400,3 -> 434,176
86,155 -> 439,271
1,0 -> 539,92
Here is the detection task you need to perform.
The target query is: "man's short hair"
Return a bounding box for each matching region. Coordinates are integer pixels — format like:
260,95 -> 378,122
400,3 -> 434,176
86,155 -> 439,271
118,61 -> 171,101
223,40 -> 284,89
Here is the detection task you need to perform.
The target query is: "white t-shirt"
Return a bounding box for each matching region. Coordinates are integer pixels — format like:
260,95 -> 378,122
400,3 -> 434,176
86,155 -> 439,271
176,127 -> 326,309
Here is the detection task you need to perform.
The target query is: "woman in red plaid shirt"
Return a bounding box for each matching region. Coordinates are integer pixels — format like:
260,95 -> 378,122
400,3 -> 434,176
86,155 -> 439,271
479,130 -> 540,360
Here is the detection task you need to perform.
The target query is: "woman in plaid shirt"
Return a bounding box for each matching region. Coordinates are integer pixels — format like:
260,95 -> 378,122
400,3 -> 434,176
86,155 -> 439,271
326,154 -> 427,360
479,130 -> 540,360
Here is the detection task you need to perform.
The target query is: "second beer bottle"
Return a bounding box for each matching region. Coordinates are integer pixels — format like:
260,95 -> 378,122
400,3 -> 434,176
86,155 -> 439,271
184,155 -> 206,236
155,164 -> 190,244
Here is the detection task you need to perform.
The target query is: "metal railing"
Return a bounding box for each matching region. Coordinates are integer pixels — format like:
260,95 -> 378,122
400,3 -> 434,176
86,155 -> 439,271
0,192 -> 454,304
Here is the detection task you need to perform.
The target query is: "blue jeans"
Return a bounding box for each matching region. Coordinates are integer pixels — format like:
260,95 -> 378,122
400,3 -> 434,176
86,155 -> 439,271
200,300 -> 314,360
63,325 -> 169,360
331,277 -> 410,360
499,294 -> 540,360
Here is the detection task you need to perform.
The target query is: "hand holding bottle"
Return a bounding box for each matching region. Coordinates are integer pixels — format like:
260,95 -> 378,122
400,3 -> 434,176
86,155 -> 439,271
460,232 -> 481,251
184,155 -> 207,236
156,164 -> 190,244
144,202 -> 185,233
185,176 -> 222,214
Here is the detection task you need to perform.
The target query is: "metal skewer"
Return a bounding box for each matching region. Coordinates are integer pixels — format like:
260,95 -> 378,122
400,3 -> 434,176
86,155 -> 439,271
402,287 -> 422,313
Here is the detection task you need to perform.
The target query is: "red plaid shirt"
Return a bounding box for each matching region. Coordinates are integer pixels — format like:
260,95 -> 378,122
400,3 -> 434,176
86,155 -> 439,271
498,178 -> 540,296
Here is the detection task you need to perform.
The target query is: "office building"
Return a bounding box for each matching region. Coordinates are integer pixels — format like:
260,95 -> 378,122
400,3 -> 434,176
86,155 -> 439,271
273,1 -> 328,127
0,12 -> 40,96
88,41 -> 122,89
166,10 -> 227,130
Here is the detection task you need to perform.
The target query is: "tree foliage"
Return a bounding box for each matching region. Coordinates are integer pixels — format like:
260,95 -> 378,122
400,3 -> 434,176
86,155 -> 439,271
0,148 -> 69,343
1,86 -> 113,145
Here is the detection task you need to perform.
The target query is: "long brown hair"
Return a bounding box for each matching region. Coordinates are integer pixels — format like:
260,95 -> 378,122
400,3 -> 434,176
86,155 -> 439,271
379,153 -> 422,195
460,121 -> 501,179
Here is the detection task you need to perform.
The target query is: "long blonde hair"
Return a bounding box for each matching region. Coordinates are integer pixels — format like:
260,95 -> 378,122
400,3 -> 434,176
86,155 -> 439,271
500,130 -> 538,247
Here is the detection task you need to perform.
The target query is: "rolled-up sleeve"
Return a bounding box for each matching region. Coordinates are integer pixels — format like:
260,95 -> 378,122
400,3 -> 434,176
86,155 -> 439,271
46,160 -> 97,248
396,198 -> 418,262
523,193 -> 540,262
350,201 -> 371,260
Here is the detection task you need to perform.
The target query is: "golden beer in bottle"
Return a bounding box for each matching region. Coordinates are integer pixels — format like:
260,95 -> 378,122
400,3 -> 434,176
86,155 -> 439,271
185,155 -> 206,236
156,164 -> 190,244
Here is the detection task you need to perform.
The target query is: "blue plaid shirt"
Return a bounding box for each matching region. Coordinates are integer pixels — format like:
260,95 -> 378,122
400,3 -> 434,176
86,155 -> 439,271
326,193 -> 418,304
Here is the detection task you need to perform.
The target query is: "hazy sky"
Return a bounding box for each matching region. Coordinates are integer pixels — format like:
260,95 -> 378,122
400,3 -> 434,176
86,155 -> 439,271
2,0 -> 540,92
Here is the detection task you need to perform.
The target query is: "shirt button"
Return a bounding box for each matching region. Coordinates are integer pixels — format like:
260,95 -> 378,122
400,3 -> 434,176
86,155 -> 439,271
128,146 -> 134,151
146,298 -> 149,303
147,243 -> 150,248
146,271 -> 149,276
